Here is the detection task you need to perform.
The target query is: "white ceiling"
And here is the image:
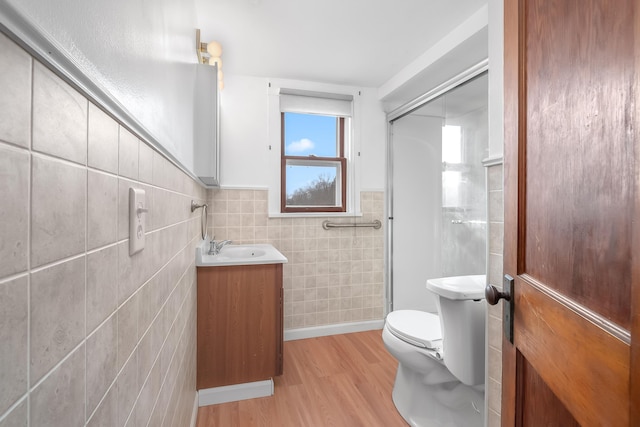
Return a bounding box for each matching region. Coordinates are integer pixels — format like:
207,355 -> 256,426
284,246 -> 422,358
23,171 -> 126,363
195,0 -> 487,88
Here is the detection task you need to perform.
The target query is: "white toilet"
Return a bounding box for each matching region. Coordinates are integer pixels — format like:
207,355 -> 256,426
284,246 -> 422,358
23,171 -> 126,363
382,275 -> 487,427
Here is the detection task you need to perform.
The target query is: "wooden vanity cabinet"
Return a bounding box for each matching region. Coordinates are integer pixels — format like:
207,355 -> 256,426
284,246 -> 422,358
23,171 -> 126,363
196,263 -> 283,389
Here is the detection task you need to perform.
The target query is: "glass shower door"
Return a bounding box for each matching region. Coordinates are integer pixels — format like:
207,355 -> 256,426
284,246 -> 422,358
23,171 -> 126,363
440,76 -> 488,277
388,72 -> 488,312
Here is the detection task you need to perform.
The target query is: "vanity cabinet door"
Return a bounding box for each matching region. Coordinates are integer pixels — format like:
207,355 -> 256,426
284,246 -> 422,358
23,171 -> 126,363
197,264 -> 283,389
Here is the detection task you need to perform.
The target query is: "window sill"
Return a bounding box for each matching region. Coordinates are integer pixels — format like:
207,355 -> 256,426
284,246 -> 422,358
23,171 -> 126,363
268,211 -> 363,219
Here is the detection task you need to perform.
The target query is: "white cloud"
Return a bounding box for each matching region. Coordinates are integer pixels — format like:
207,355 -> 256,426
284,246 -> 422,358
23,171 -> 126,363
287,138 -> 314,153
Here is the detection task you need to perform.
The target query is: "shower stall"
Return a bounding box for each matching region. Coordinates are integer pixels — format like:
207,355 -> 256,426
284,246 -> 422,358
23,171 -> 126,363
386,67 -> 489,313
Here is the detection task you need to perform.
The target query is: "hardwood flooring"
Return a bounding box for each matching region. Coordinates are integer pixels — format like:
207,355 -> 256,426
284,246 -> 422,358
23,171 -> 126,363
196,330 -> 408,426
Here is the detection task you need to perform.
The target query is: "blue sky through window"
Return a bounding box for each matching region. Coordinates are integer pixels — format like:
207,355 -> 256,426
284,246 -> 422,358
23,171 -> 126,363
284,112 -> 338,196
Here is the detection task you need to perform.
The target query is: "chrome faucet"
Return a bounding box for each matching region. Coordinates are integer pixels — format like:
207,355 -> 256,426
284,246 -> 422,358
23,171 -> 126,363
209,238 -> 233,255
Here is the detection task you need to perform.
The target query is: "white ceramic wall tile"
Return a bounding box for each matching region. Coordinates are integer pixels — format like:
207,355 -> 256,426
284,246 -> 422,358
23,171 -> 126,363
488,409 -> 501,427
32,62 -> 87,164
0,144 -> 29,278
488,313 -> 503,350
117,292 -> 138,371
137,324 -> 158,389
0,276 -> 28,415
489,221 -> 504,254
117,234 -> 156,305
86,386 -> 117,427
151,150 -> 170,190
137,278 -> 160,341
488,253 -> 503,288
488,164 -> 503,192
86,314 -> 117,416
31,156 -> 86,267
86,246 -> 118,334
30,344 -> 85,427
88,170 -> 118,250
138,141 -> 154,184
0,33 -> 31,148
487,378 -> 502,414
152,224 -> 186,271
88,103 -> 119,174
117,348 -> 138,427
1,40 -> 203,427
488,345 -> 502,384
489,190 -> 504,222
147,374 -> 169,427
486,163 -> 504,423
118,127 -> 139,180
135,356 -> 161,427
151,187 -> 185,231
0,398 -> 27,427
30,257 -> 85,385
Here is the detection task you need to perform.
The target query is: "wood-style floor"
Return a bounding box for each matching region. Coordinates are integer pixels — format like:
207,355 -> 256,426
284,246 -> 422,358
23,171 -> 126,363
196,330 -> 408,426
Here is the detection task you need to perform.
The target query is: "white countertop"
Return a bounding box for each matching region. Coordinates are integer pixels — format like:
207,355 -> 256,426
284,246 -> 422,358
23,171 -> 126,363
196,240 -> 288,267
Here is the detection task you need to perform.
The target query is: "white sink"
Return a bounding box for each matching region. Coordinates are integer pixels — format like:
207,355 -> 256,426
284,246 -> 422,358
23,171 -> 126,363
222,246 -> 267,259
196,241 -> 288,267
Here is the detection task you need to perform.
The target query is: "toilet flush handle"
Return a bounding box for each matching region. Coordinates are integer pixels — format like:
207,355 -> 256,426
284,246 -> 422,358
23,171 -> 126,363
485,275 -> 515,344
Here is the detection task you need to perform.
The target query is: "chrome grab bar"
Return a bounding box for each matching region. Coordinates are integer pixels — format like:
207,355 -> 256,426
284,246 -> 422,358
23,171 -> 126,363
322,219 -> 382,230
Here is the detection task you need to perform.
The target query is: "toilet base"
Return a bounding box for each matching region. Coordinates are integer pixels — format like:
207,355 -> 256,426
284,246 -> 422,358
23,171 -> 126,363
392,364 -> 484,427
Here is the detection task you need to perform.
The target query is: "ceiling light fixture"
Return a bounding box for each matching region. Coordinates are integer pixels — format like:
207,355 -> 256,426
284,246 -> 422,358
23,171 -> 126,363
196,29 -> 223,90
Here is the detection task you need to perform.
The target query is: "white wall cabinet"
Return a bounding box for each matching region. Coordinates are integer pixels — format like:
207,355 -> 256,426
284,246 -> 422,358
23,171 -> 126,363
193,64 -> 220,187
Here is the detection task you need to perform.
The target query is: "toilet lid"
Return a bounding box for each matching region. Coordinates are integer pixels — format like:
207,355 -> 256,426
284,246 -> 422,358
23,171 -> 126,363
386,310 -> 442,349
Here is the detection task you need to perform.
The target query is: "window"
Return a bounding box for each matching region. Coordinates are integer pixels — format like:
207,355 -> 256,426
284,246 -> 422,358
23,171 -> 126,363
281,112 -> 346,212
442,125 -> 463,208
279,90 -> 353,213
442,125 -> 462,164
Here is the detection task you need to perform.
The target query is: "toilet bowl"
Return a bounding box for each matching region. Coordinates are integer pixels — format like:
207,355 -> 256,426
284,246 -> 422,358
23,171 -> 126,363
382,275 -> 486,427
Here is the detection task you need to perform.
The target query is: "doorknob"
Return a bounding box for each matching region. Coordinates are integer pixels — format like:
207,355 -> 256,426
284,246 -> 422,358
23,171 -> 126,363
485,275 -> 515,344
485,284 -> 511,305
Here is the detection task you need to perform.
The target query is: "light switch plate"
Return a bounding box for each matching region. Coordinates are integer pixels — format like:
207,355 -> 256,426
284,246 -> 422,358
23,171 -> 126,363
129,188 -> 147,255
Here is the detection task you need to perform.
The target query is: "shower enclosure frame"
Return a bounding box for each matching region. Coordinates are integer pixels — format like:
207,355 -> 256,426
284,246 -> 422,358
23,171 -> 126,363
384,60 -> 489,314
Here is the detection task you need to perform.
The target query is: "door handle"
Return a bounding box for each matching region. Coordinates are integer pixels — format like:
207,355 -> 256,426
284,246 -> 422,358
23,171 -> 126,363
485,284 -> 511,305
485,275 -> 515,344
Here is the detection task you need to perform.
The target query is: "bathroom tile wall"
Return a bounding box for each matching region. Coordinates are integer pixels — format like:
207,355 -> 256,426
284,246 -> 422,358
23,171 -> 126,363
0,32 -> 205,427
207,189 -> 385,329
486,162 -> 504,426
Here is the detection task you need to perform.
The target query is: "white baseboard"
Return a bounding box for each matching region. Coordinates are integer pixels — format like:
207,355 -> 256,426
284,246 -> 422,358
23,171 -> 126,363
190,392 -> 199,427
284,319 -> 384,341
198,379 -> 274,407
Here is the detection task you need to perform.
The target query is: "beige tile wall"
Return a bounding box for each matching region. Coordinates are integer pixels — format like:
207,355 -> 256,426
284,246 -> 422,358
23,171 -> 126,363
207,189 -> 386,329
486,162 -> 504,426
0,32 -> 205,427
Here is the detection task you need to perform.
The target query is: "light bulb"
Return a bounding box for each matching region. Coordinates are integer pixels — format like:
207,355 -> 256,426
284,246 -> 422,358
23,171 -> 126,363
217,70 -> 224,81
207,41 -> 222,58
218,80 -> 224,91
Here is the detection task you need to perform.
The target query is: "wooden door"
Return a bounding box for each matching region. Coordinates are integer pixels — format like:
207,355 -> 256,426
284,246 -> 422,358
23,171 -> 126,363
502,0 -> 639,425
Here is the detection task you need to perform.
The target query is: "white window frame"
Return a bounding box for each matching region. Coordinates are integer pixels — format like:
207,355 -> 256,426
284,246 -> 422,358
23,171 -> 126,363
267,79 -> 362,217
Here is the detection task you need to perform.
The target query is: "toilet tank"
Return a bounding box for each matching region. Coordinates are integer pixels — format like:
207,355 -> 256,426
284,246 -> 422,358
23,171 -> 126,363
426,275 -> 486,386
